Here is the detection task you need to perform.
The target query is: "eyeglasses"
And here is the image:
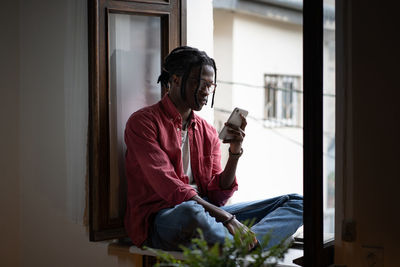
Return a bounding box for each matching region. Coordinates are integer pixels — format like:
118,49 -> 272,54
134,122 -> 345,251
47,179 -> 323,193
190,78 -> 217,94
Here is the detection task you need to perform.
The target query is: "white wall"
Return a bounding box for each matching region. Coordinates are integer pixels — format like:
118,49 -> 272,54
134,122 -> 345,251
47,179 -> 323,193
213,10 -> 234,112
213,10 -> 303,202
0,2 -> 21,266
187,0 -> 215,123
232,13 -> 303,119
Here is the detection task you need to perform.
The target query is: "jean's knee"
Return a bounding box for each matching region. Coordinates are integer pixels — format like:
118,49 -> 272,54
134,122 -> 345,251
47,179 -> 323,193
286,195 -> 303,211
174,201 -> 205,229
288,193 -> 303,200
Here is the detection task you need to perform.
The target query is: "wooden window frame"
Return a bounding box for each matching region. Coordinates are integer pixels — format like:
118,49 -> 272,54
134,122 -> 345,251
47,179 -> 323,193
302,0 -> 334,266
88,0 -> 186,241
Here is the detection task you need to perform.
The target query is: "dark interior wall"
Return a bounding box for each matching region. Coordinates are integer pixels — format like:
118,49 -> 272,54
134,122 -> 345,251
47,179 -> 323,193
0,1 -> 129,266
336,1 -> 400,266
0,1 -> 21,266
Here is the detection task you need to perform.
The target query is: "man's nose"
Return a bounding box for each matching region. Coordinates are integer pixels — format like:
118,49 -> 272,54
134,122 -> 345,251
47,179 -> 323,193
200,86 -> 211,95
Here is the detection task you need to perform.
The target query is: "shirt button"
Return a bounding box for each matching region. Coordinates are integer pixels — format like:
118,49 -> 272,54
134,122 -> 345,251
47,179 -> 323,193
177,128 -> 180,131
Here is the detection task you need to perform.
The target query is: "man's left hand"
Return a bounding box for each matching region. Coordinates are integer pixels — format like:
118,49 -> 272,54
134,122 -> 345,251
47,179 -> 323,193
222,113 -> 247,154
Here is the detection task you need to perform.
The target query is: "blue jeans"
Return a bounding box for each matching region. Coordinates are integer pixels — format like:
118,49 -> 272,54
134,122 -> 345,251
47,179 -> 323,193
147,194 -> 303,251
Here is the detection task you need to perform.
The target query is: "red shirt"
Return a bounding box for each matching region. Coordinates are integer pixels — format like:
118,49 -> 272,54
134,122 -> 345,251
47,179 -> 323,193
124,95 -> 238,246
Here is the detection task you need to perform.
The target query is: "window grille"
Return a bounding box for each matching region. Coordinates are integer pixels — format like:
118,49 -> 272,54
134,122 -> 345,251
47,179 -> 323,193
264,74 -> 302,127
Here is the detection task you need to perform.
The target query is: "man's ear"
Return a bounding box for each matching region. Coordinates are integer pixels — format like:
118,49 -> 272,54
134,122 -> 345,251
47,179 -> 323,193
171,74 -> 181,87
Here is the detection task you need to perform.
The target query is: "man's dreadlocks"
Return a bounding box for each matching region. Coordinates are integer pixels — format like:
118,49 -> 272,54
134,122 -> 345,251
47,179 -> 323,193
157,46 -> 217,107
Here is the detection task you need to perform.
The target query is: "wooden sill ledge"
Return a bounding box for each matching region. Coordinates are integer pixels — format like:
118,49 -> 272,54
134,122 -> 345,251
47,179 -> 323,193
108,241 -> 185,260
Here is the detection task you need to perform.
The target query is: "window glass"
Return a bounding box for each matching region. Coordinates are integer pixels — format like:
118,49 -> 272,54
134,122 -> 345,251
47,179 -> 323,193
108,13 -> 161,218
323,0 -> 335,241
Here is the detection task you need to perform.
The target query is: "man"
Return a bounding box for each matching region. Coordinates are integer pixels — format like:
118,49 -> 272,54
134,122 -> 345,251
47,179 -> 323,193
124,46 -> 303,251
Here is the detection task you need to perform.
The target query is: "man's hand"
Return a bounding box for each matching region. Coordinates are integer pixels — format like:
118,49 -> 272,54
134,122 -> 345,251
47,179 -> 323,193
222,113 -> 247,154
219,113 -> 247,189
225,217 -> 259,251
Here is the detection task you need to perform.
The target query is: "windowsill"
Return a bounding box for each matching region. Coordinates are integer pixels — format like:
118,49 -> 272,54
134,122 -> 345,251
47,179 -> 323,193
278,248 -> 303,267
108,241 -> 186,260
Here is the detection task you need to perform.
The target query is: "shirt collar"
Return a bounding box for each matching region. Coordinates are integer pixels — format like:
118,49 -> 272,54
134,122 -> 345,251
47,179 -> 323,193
160,94 -> 199,128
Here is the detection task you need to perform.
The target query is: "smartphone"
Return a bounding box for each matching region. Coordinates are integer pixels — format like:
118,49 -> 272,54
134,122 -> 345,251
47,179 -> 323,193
218,107 -> 248,140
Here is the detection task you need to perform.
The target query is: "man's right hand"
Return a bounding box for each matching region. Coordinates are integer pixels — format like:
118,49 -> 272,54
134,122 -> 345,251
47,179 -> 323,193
190,195 -> 259,250
225,218 -> 259,251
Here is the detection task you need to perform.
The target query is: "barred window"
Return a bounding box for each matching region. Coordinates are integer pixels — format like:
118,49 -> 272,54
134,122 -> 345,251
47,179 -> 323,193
264,74 -> 302,127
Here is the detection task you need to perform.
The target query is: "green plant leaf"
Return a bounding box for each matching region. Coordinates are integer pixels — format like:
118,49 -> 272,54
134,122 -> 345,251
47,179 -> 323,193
147,221 -> 291,267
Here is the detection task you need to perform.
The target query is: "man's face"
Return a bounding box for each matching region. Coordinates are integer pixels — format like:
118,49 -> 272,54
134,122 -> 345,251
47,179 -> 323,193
185,65 -> 215,111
